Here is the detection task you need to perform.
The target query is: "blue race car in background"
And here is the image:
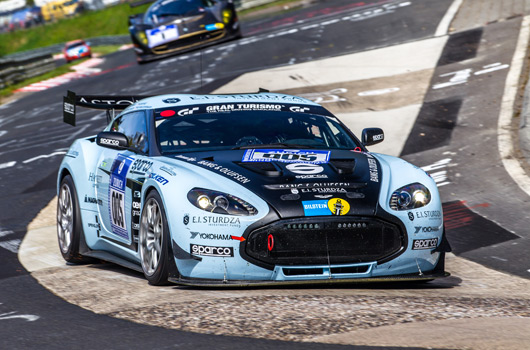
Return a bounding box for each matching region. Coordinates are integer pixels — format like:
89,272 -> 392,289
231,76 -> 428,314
128,0 -> 241,63
57,90 -> 451,286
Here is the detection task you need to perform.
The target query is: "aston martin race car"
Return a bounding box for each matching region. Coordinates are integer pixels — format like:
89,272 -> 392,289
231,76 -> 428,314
57,90 -> 451,286
128,0 -> 241,63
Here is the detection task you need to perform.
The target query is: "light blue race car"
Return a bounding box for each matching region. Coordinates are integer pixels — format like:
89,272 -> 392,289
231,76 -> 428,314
57,90 -> 451,286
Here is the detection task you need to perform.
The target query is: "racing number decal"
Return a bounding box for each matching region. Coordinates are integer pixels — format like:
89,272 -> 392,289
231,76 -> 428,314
109,154 -> 133,239
110,188 -> 126,230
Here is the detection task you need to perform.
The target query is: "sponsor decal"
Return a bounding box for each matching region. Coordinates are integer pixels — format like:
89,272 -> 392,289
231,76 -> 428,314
190,232 -> 232,241
303,198 -> 350,216
315,194 -> 333,199
373,134 -> 384,141
100,138 -> 119,146
295,174 -> 328,179
108,154 -> 133,239
175,154 -> 197,162
79,97 -> 137,107
88,172 -> 102,183
408,212 -> 415,221
160,166 -> 177,176
189,94 -> 305,102
183,214 -> 190,225
190,215 -> 241,227
414,226 -> 440,234
415,210 -> 442,220
162,98 -> 181,104
327,198 -> 350,215
150,173 -> 169,185
130,180 -> 143,239
178,107 -> 199,116
87,222 -> 101,230
289,106 -> 310,113
303,200 -> 331,216
197,160 -> 250,184
286,163 -> 324,175
64,102 -> 75,114
367,157 -> 379,182
191,244 -> 234,257
84,195 -> 102,206
265,182 -> 363,190
130,159 -> 153,174
412,238 -> 439,250
242,149 -> 330,164
206,104 -> 282,113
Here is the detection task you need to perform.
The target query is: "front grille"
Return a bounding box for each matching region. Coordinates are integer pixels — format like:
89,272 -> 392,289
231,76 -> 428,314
152,29 -> 225,54
245,217 -> 404,265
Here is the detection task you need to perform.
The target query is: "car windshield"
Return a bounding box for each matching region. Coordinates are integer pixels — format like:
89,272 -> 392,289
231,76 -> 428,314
145,0 -> 213,24
155,109 -> 360,154
66,42 -> 84,49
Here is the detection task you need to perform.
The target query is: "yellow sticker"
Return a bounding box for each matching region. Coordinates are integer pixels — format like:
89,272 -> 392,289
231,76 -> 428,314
327,198 -> 350,215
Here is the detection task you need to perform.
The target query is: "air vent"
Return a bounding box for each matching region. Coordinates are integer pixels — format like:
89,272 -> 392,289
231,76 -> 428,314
238,162 -> 282,176
329,159 -> 356,175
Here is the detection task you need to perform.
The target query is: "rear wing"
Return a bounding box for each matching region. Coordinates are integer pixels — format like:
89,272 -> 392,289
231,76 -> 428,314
63,90 -> 152,126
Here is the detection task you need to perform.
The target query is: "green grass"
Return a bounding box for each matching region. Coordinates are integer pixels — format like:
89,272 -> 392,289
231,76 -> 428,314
0,3 -> 150,56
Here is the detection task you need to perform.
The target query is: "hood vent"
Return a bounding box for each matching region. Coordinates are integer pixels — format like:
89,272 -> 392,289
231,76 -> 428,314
329,159 -> 356,175
237,162 -> 282,177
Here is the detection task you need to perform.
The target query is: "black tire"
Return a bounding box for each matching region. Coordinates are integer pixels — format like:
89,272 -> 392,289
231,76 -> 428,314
57,175 -> 91,263
139,190 -> 175,285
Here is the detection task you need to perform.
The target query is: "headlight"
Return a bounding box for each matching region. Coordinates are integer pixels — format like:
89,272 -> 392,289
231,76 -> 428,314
188,188 -> 258,216
222,9 -> 232,24
389,183 -> 431,211
136,31 -> 148,46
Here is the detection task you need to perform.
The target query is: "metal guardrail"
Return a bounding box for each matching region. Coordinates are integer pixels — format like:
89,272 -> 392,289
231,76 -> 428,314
0,52 -> 56,89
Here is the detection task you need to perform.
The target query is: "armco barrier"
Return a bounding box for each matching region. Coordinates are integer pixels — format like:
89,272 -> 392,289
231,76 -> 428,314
0,52 -> 56,89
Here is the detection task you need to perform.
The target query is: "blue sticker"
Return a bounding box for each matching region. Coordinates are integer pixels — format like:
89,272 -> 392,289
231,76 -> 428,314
109,154 -> 133,239
205,23 -> 221,31
242,149 -> 330,164
302,200 -> 331,216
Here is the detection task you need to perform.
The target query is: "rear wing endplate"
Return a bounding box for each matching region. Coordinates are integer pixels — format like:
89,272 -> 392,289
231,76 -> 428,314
63,90 -> 152,126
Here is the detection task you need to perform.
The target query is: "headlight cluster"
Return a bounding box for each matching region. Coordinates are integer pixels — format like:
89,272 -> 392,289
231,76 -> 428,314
222,9 -> 232,24
136,31 -> 148,46
390,183 -> 431,211
187,188 -> 258,216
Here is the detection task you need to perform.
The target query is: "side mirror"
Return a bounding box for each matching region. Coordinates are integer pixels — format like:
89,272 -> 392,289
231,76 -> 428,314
97,131 -> 128,150
362,128 -> 384,146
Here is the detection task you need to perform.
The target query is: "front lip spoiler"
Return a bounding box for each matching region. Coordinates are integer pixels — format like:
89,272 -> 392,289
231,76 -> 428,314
168,271 -> 450,288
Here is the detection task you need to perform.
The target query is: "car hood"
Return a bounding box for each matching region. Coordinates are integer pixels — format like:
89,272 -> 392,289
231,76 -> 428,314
169,149 -> 382,218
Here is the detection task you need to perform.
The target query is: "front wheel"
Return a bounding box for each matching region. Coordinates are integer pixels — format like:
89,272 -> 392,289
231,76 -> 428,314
139,190 -> 173,285
57,175 -> 91,263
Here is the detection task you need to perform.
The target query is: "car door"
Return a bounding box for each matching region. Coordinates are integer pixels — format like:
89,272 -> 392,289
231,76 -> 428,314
96,111 -> 149,248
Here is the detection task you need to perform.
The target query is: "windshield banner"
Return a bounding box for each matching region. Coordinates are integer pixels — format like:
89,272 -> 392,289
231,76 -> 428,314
242,149 -> 331,164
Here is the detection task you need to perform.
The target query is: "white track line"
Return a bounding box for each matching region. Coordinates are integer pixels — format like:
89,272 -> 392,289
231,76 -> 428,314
498,15 -> 530,196
435,0 -> 463,37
